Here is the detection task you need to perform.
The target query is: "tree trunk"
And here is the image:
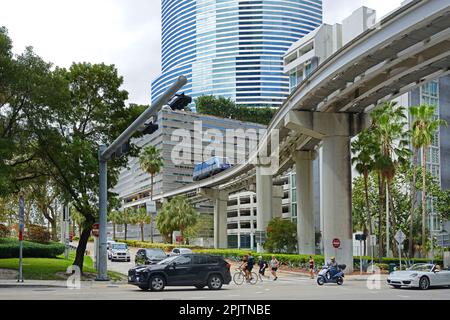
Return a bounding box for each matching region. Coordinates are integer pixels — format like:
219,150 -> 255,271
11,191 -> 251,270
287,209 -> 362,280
113,223 -> 116,240
378,173 -> 384,262
388,184 -> 398,257
73,227 -> 92,273
409,149 -> 418,258
141,223 -> 144,242
50,219 -> 58,241
421,146 -> 427,257
124,224 -> 128,241
363,170 -> 373,256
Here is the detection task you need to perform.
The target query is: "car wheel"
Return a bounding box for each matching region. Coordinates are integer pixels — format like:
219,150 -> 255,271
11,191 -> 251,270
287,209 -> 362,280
419,276 -> 430,290
149,275 -> 165,291
317,276 -> 325,286
208,274 -> 223,290
336,277 -> 344,285
138,285 -> 149,291
195,285 -> 205,290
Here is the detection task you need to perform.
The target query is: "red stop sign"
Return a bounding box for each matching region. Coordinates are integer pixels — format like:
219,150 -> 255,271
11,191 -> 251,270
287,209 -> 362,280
332,238 -> 341,248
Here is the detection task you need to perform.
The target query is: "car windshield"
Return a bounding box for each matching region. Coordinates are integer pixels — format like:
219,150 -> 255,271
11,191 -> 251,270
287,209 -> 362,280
112,243 -> 127,250
145,249 -> 166,258
157,256 -> 179,265
407,264 -> 433,272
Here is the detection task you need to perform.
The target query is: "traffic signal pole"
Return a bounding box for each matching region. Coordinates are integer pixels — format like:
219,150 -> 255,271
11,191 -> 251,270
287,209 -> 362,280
96,76 -> 187,281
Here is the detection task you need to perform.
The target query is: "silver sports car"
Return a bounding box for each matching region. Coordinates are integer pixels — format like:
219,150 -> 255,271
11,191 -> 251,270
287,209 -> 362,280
387,263 -> 450,290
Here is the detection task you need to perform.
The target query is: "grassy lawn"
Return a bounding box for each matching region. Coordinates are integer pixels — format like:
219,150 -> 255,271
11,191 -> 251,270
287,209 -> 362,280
0,251 -> 124,281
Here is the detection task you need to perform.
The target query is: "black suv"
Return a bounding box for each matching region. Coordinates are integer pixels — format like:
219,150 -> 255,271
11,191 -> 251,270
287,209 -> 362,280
128,254 -> 231,291
135,248 -> 167,265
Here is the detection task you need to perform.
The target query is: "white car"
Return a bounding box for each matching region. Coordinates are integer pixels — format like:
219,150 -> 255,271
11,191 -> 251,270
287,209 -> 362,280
387,263 -> 450,290
169,248 -> 193,256
108,242 -> 131,262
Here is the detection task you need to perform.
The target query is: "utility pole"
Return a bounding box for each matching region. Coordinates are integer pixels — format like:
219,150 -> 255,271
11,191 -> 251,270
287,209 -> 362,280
95,76 -> 187,281
386,182 -> 390,258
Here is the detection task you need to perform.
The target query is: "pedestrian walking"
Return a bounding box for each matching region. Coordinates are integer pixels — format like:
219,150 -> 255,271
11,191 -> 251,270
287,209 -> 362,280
258,256 -> 269,281
270,255 -> 279,281
309,256 -> 315,279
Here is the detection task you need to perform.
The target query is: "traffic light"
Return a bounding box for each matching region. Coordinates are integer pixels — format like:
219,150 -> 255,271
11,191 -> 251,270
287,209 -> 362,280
142,122 -> 159,135
113,140 -> 131,159
168,93 -> 192,110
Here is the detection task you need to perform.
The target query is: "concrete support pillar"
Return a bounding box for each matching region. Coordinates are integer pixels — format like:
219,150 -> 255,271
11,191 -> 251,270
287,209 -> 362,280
272,186 -> 283,219
199,188 -> 229,249
284,111 -> 355,273
214,198 -> 228,249
295,151 -> 316,255
322,135 -> 353,273
256,166 -> 273,253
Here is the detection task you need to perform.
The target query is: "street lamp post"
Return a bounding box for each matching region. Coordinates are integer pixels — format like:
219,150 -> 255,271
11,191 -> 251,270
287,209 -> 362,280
95,76 -> 187,281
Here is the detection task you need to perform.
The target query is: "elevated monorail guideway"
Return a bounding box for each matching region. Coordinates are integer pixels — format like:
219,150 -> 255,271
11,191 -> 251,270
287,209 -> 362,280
151,0 -> 450,270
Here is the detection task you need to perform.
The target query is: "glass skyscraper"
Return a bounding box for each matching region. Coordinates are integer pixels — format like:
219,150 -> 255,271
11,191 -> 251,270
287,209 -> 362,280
152,0 -> 323,108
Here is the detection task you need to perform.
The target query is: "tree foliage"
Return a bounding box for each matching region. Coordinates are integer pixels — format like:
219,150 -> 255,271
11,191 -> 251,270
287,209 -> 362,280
264,217 -> 297,254
195,95 -> 276,125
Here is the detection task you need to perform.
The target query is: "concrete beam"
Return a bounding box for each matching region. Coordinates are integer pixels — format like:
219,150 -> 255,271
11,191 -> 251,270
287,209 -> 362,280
284,111 -> 351,138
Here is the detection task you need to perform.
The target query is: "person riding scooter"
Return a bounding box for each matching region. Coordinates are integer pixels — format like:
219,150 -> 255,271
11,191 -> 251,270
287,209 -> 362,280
326,257 -> 339,279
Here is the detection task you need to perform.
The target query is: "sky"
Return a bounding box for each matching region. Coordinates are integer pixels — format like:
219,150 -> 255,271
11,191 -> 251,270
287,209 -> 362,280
0,0 -> 403,105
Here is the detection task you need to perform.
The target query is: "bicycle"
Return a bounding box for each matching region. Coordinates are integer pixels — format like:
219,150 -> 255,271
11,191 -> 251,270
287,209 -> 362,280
233,267 -> 258,285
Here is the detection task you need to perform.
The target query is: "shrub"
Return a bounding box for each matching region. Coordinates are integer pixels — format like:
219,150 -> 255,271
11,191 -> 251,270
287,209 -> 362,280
0,238 -> 65,258
27,224 -> 51,244
0,224 -> 10,238
263,218 -> 297,254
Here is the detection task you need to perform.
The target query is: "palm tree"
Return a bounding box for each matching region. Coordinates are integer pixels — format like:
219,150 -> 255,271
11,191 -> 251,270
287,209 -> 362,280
133,207 -> 151,242
139,146 -> 164,201
351,129 -> 378,251
122,208 -> 133,241
371,101 -> 411,260
156,196 -> 199,244
108,210 -> 121,240
409,104 -> 447,256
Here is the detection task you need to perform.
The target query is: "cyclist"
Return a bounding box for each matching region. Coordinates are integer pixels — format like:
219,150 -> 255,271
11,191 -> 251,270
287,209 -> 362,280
245,252 -> 255,281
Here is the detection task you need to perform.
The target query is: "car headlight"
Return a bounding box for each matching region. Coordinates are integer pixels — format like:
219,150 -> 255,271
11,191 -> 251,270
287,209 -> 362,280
409,273 -> 418,278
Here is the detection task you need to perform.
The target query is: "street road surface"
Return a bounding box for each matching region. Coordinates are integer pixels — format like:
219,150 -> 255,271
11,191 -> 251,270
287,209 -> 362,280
1,277 -> 449,300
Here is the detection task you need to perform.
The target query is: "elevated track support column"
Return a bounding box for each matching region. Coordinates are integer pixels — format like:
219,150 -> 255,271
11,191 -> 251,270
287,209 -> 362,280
198,188 -> 229,249
255,165 -> 273,253
294,150 -> 316,255
285,111 -> 358,273
272,186 -> 284,219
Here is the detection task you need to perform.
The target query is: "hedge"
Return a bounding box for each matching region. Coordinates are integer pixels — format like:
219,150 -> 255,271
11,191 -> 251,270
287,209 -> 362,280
119,240 -> 443,268
0,238 -> 65,258
354,256 -> 443,267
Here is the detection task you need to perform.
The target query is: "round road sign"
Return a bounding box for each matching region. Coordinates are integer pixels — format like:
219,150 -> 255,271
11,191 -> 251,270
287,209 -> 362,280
332,238 -> 341,248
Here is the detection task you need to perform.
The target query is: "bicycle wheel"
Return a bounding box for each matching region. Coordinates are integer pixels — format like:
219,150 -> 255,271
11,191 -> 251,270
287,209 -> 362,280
233,272 -> 245,285
249,272 -> 258,285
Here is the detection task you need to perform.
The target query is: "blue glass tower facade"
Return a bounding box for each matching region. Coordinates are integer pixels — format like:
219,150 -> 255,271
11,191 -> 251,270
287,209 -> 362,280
152,0 -> 323,107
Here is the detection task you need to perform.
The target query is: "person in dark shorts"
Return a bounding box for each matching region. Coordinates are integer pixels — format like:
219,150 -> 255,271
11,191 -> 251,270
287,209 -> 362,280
270,255 -> 279,281
309,256 -> 315,279
245,252 -> 255,281
258,256 -> 268,280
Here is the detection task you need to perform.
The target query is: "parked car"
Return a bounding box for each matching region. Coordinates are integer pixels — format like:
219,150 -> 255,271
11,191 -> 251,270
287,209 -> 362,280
128,254 -> 231,291
169,248 -> 193,256
387,263 -> 450,290
108,242 -> 131,262
135,248 -> 167,265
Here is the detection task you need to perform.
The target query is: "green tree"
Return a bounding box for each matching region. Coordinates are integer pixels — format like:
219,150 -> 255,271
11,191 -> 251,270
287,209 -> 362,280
371,101 -> 411,260
139,146 -> 163,201
108,210 -> 122,240
184,213 -> 214,244
195,95 -> 276,125
409,104 -> 447,255
264,218 -> 297,253
132,207 -> 151,242
156,196 -> 198,243
351,129 -> 378,242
